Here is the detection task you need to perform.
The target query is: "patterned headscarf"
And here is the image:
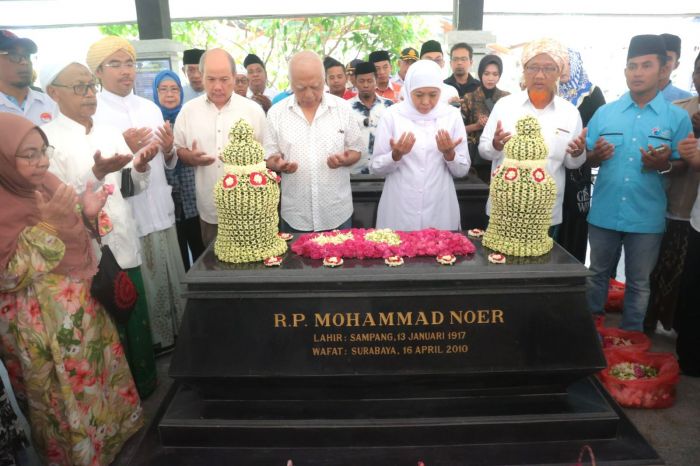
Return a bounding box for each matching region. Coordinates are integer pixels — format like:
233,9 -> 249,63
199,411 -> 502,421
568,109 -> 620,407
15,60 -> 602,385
558,49 -> 593,108
86,36 -> 136,73
521,38 -> 568,73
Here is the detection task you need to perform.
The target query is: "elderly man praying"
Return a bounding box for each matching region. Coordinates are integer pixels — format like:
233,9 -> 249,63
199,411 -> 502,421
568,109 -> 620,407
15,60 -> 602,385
479,37 -> 587,237
265,51 -> 364,233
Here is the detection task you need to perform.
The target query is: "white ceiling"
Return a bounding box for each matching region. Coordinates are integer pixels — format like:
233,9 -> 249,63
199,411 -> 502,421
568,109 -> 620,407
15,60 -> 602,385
2,0 -> 699,28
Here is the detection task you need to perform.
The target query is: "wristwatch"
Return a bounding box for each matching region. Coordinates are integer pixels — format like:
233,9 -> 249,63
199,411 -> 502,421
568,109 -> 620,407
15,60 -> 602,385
657,162 -> 673,175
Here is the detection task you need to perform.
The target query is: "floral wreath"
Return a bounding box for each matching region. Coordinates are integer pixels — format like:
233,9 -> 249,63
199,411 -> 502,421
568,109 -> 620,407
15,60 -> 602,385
292,228 -> 476,260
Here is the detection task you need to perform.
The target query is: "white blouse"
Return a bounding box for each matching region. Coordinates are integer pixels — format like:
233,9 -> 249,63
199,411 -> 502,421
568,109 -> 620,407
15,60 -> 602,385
94,90 -> 177,237
370,104 -> 470,231
43,113 -> 149,269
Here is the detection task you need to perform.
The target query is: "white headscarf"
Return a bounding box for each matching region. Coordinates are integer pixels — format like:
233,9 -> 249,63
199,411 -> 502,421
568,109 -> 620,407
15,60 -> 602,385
397,60 -> 451,121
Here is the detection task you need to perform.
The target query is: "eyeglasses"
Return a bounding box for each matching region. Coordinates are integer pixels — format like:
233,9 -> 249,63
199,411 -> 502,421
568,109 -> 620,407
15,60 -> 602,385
16,145 -> 54,166
51,82 -> 98,96
102,60 -> 136,69
0,50 -> 31,64
524,65 -> 559,76
157,86 -> 180,94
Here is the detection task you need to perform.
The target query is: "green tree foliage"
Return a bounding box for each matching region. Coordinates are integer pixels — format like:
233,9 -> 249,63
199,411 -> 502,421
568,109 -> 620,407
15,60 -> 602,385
99,15 -> 430,89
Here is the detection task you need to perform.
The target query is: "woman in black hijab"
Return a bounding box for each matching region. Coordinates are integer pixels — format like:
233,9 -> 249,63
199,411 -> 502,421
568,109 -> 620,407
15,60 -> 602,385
461,54 -> 510,183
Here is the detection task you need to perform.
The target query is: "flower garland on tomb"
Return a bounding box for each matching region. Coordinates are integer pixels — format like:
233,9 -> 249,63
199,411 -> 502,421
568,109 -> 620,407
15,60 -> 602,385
482,115 -> 557,257
214,119 -> 288,263
291,228 -> 475,262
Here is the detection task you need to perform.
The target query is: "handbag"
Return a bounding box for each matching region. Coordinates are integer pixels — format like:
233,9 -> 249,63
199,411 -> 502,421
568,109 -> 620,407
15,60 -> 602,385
90,241 -> 139,325
120,167 -> 135,198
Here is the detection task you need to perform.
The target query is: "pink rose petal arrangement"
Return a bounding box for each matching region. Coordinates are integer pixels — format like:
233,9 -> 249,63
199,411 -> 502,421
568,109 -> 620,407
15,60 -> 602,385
292,228 -> 476,261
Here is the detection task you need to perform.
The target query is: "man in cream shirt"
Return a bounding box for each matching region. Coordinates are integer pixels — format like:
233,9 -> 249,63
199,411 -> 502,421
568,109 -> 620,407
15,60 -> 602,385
174,48 -> 267,245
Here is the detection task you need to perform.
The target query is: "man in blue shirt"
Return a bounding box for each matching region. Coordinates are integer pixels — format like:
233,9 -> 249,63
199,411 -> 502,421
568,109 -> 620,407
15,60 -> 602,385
659,33 -> 692,102
585,34 -> 693,331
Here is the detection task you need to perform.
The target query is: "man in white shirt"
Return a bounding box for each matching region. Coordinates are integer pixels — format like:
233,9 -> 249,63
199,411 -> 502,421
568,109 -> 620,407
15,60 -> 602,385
265,51 -> 364,233
42,59 -> 159,395
175,48 -> 267,245
479,38 -> 587,232
0,30 -> 56,125
88,35 -> 185,352
182,48 -> 205,103
42,60 -> 155,270
234,70 -> 249,97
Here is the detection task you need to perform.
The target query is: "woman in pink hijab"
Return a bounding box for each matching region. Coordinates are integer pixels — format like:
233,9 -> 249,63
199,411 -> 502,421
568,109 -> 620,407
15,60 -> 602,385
0,113 -> 143,465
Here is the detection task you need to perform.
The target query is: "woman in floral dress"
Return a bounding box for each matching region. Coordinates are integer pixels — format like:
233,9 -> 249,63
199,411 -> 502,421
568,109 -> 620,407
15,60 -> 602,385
0,113 -> 143,465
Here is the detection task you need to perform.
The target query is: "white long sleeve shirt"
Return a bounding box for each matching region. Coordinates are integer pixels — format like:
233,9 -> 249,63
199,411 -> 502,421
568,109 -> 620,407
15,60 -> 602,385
265,94 -> 365,231
43,113 -> 149,269
478,91 -> 585,225
370,104 -> 470,231
94,90 -> 177,236
173,93 -> 267,224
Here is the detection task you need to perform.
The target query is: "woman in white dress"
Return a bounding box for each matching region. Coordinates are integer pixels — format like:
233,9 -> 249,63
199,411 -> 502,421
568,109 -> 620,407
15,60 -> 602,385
370,60 -> 470,231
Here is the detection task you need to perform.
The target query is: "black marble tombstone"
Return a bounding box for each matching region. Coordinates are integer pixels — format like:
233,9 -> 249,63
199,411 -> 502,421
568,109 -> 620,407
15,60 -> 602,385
132,239 -> 662,465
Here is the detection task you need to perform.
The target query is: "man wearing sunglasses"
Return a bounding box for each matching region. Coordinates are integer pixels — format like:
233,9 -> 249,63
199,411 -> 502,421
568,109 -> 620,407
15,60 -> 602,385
0,29 -> 56,125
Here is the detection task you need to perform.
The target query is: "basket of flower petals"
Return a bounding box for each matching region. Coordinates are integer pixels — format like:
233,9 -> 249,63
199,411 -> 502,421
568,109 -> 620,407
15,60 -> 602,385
598,327 -> 651,353
598,349 -> 680,409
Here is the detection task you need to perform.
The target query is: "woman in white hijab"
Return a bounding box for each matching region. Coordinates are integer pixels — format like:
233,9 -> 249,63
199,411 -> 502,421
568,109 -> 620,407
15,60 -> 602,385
370,60 -> 470,231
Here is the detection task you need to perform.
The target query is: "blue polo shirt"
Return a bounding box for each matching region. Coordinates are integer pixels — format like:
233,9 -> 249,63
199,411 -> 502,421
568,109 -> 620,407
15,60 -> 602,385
586,91 -> 692,234
660,81 -> 692,102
